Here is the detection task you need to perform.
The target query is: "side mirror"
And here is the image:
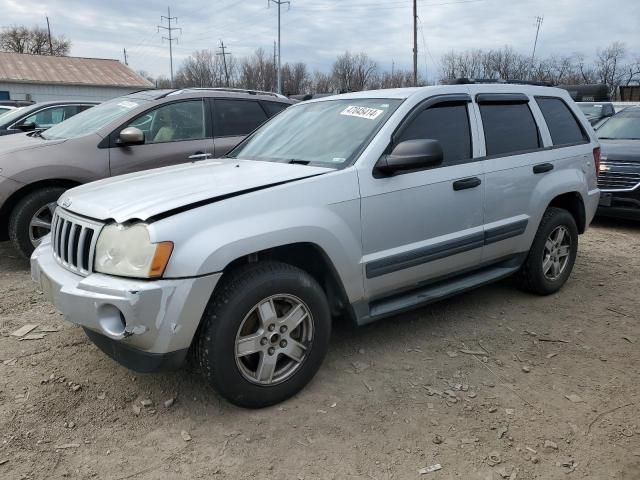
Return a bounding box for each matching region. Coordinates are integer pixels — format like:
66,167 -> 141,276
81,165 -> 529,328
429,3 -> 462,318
376,139 -> 444,175
17,121 -> 36,132
118,127 -> 145,146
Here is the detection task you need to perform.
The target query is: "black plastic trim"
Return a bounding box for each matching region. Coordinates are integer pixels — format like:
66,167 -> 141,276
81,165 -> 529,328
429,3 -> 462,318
475,93 -> 530,104
83,328 -> 187,373
365,218 -> 529,279
365,232 -> 485,279
484,219 -> 529,245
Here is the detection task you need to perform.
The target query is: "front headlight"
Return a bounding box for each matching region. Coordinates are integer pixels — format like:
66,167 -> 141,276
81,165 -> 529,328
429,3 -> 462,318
94,223 -> 173,278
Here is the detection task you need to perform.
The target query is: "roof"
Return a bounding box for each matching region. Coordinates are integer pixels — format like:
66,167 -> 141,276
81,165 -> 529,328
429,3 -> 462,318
0,52 -> 154,89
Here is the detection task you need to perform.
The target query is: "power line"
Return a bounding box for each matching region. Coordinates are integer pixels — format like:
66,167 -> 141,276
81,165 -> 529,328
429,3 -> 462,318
268,0 -> 290,94
217,40 -> 232,87
158,6 -> 182,87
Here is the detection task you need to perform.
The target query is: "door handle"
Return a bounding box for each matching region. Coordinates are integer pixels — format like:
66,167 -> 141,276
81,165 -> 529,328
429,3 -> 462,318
453,177 -> 482,191
533,163 -> 554,174
188,152 -> 213,160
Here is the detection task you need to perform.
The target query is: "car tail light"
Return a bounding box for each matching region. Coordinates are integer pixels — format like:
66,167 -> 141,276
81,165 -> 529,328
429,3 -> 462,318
593,147 -> 601,176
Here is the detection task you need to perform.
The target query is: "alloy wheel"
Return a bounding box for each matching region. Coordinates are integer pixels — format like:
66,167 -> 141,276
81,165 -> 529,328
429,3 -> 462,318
542,225 -> 571,281
29,202 -> 57,248
234,294 -> 314,385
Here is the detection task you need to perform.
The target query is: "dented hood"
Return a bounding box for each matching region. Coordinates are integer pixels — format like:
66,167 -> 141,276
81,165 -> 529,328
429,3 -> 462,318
60,159 -> 332,223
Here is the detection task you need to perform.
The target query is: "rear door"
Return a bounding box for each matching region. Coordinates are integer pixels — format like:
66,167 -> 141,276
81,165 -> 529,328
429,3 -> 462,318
108,98 -> 214,176
359,95 -> 485,299
212,98 -> 269,157
477,93 -> 589,263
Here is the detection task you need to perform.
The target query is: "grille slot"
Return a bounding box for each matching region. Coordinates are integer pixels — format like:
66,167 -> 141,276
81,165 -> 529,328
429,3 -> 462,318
598,160 -> 640,191
51,209 -> 103,276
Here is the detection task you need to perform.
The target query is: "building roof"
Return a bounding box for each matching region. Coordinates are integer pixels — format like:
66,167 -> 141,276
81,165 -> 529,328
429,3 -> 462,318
0,52 -> 153,89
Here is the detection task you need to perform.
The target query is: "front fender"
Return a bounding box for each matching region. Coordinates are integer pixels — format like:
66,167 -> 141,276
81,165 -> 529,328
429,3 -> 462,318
152,169 -> 365,304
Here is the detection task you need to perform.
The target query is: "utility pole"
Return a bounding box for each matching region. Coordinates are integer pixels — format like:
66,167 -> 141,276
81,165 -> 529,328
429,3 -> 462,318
123,47 -> 128,66
413,0 -> 418,86
217,40 -> 231,87
268,0 -> 290,94
158,7 -> 181,88
46,17 -> 54,55
531,16 -> 544,67
273,40 -> 277,90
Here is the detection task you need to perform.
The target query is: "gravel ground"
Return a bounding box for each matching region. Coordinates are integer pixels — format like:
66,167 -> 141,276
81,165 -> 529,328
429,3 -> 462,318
0,218 -> 639,480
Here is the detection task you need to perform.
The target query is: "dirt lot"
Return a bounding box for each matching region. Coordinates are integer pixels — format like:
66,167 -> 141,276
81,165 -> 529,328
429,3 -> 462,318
1,218 -> 639,480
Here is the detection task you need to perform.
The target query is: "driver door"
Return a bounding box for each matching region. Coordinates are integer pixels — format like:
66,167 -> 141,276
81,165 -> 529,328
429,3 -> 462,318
358,96 -> 485,300
109,99 -> 214,176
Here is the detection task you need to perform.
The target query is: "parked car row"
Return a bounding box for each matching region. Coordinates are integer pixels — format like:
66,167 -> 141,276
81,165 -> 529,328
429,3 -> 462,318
29,82 -> 602,407
0,88 -> 293,257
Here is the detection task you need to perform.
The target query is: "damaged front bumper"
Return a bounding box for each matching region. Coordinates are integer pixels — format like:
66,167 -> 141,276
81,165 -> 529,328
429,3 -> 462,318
31,236 -> 221,372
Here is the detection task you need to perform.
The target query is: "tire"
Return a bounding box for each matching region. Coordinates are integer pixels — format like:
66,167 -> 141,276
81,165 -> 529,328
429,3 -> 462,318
195,261 -> 331,408
517,207 -> 579,295
9,187 -> 65,259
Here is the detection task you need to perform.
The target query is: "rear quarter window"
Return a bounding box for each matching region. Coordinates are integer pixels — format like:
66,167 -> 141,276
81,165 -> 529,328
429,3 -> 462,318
479,102 -> 540,156
262,101 -> 289,117
536,97 -> 589,145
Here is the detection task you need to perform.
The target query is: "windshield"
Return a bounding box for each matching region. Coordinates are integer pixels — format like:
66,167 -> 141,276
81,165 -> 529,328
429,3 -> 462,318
41,97 -> 149,140
0,106 -> 26,124
228,98 -> 403,166
578,104 -> 604,117
597,115 -> 640,140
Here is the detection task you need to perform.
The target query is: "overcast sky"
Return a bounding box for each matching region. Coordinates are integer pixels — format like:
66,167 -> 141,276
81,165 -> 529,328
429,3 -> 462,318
2,0 -> 639,81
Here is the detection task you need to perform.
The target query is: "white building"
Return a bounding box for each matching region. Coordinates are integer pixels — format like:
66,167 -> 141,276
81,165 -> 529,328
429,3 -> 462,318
0,52 -> 153,103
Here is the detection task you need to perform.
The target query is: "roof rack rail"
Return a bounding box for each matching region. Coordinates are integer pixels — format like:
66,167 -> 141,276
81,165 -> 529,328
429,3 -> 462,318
168,87 -> 287,99
452,78 -> 553,87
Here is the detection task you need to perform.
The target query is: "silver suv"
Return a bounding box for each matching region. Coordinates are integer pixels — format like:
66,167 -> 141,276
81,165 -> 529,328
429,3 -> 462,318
31,84 -> 600,408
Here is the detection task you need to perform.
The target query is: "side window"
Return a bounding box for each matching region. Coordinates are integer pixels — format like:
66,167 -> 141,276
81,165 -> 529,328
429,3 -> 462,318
479,102 -> 540,156
23,105 -> 78,128
397,103 -> 472,164
214,99 -> 268,137
262,101 -> 289,117
126,100 -> 206,144
536,97 -> 588,146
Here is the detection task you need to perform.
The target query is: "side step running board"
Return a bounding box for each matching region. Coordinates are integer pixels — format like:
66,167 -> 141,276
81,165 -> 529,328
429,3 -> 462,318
363,264 -> 520,324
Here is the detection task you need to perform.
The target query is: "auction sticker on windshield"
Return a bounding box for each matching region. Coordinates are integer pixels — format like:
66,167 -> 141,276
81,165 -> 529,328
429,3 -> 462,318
117,101 -> 139,109
340,105 -> 384,120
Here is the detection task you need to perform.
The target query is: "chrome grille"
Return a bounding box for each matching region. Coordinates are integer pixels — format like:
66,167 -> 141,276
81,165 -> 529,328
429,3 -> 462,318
51,208 -> 103,276
598,160 -> 640,191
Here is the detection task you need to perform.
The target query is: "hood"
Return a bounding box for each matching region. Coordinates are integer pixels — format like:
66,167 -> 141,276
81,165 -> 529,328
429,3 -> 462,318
599,139 -> 640,162
61,159 -> 333,223
0,132 -> 66,158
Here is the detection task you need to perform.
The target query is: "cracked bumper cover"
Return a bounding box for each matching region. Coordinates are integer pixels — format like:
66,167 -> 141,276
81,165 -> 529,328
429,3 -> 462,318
31,237 -> 222,372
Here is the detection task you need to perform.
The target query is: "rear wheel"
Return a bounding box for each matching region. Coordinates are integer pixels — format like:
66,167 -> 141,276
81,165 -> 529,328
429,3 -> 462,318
517,207 -> 578,295
196,261 -> 331,408
9,187 -> 65,258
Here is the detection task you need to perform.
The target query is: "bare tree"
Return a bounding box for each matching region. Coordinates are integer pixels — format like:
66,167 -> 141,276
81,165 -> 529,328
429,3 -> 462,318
593,42 -> 627,96
238,48 -> 276,92
282,62 -> 311,95
311,71 -> 334,93
0,25 -> 70,56
332,52 -> 378,92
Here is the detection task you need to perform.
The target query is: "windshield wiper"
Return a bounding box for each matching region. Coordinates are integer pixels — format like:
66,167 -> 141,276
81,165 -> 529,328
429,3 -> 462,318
287,159 -> 311,165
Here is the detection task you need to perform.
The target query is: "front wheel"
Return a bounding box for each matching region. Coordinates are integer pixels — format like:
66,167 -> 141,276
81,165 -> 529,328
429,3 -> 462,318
517,207 -> 579,295
195,261 -> 331,408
